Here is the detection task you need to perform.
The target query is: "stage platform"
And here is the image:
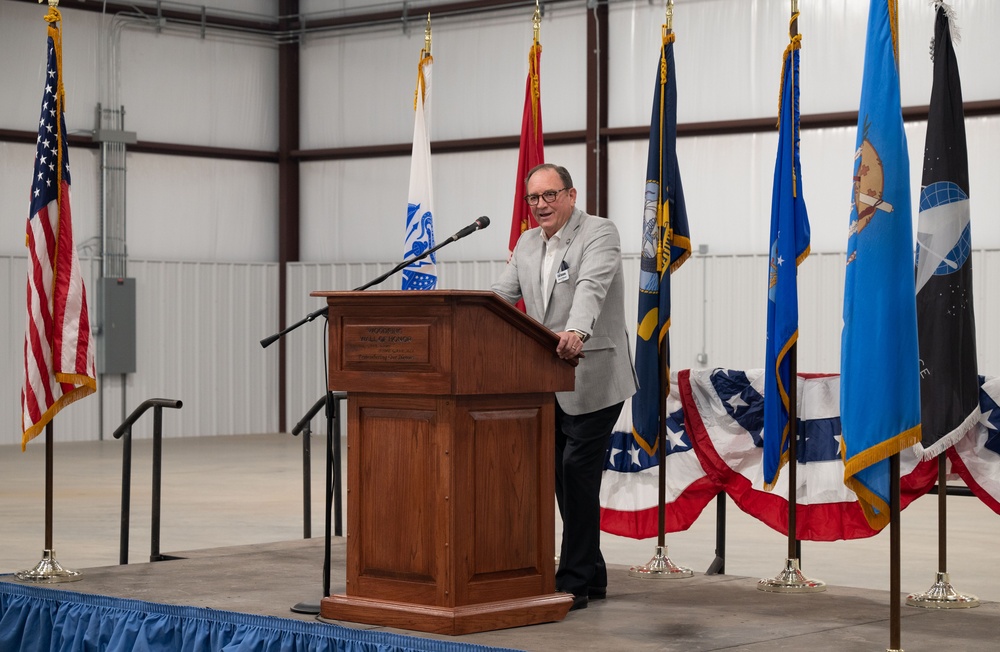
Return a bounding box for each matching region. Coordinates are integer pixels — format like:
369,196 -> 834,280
2,537 -> 998,651
3,434 -> 1000,650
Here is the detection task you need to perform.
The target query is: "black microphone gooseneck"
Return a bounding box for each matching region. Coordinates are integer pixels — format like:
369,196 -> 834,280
351,215 -> 491,292
260,216 -> 491,348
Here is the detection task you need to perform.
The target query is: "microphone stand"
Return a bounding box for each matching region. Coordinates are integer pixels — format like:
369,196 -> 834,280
260,217 -> 489,616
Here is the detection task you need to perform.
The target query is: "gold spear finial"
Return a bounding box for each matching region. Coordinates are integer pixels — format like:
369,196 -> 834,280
423,13 -> 432,57
665,0 -> 674,36
38,0 -> 60,6
533,0 -> 541,44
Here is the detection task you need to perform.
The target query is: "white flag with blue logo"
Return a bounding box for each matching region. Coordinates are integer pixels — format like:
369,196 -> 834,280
402,50 -> 437,290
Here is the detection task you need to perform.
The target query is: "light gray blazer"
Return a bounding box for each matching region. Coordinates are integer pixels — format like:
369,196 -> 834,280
492,208 -> 638,415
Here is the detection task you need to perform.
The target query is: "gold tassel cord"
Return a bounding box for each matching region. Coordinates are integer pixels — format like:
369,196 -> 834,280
529,43 -> 541,132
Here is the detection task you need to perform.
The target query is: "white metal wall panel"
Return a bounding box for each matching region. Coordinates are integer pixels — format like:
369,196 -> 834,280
124,153 -> 279,262
116,259 -> 280,439
0,3 -> 103,138
299,143 -> 587,264
608,0 -> 1000,128
299,5 -> 588,149
797,252 -> 848,374
0,257 -> 279,447
116,25 -> 278,150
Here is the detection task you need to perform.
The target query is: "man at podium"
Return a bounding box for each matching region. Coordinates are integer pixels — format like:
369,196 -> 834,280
492,163 -> 638,610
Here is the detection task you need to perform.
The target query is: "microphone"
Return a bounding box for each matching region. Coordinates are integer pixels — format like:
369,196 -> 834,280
450,215 -> 491,241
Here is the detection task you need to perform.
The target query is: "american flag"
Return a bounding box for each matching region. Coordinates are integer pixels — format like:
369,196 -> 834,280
22,16 -> 96,450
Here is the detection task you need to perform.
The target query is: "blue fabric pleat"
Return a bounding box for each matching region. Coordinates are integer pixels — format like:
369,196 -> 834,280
0,580 -> 523,652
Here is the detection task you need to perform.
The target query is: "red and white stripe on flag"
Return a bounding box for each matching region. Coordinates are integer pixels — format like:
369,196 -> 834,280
22,12 -> 96,450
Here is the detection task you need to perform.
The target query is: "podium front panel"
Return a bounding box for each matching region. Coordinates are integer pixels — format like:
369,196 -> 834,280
349,394 -> 443,605
453,395 -> 557,604
346,392 -> 557,608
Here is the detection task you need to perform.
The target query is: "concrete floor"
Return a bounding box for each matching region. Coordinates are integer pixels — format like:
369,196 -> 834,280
3,433 -> 999,651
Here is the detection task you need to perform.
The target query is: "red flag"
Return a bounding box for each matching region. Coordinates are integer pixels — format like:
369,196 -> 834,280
22,8 -> 96,450
508,40 -> 544,254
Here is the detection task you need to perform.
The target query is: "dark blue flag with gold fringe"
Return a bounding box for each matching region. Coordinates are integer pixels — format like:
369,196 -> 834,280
632,26 -> 691,466
915,3 -> 979,459
841,0 -> 921,530
763,20 -> 810,490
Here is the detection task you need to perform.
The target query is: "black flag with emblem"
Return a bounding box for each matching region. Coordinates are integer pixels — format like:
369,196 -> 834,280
915,3 -> 979,458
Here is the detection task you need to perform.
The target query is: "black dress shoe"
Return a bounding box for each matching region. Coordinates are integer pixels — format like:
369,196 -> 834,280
558,590 -> 589,611
587,587 -> 607,600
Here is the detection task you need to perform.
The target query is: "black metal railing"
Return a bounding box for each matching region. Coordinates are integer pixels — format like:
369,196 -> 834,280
113,398 -> 183,565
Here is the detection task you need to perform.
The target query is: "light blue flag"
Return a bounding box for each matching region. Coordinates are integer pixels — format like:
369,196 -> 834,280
841,0 -> 922,530
402,51 -> 437,290
763,28 -> 810,490
631,29 -> 691,470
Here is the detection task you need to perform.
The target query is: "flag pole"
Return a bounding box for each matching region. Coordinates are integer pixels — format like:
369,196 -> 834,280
533,0 -> 540,43
757,0 -> 824,595
15,422 -> 82,582
627,0 -> 692,582
888,453 -> 901,652
906,2 -> 978,611
905,454 -> 979,607
16,0 -> 87,584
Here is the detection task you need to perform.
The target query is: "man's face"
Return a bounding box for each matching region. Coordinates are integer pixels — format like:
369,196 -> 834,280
527,168 -> 577,238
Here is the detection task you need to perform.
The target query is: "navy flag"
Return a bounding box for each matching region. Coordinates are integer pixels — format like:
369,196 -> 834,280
840,0 -> 921,530
632,26 -> 691,464
763,21 -> 810,490
915,3 -> 979,459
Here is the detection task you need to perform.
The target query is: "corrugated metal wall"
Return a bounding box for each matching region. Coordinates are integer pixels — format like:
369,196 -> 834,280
0,256 -> 279,446
3,250 -> 999,446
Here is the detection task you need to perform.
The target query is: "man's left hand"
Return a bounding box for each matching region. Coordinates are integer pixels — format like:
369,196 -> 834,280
556,330 -> 586,361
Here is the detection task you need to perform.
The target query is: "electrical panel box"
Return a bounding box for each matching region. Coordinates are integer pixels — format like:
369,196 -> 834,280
98,277 -> 136,374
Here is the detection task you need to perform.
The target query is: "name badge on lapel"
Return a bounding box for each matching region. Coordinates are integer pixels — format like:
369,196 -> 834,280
555,260 -> 570,284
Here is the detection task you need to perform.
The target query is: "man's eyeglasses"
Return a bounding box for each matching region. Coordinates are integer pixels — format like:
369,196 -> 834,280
524,188 -> 570,206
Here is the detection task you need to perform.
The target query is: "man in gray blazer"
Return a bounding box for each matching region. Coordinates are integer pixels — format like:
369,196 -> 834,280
492,163 -> 638,610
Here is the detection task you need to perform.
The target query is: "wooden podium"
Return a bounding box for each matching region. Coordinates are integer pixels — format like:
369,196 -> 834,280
311,290 -> 575,634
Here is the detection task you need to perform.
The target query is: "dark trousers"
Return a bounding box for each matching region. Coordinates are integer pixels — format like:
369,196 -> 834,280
554,400 -> 624,597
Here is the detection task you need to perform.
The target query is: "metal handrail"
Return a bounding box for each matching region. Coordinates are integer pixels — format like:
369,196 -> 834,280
114,398 -> 183,564
290,392 -> 347,541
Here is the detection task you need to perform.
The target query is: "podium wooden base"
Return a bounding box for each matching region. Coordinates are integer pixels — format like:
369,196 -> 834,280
320,592 -> 573,635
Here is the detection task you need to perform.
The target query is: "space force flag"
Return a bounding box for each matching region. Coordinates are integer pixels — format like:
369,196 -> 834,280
631,26 -> 691,469
915,3 -> 979,459
22,7 -> 97,450
402,42 -> 437,290
763,20 -> 811,489
840,0 -> 921,529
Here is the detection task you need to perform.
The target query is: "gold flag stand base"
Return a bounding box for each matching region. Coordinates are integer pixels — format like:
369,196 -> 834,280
906,572 -> 979,609
628,545 -> 693,579
15,549 -> 83,583
757,558 -> 826,593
